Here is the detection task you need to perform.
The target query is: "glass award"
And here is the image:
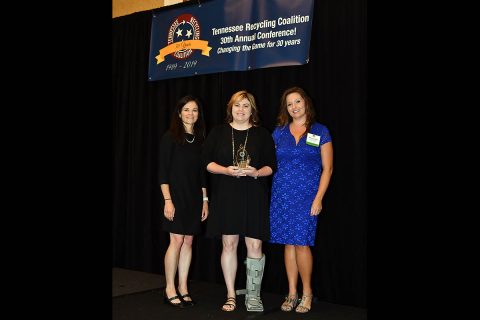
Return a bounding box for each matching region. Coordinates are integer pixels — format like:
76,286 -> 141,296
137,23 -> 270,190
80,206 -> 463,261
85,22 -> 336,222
234,144 -> 250,169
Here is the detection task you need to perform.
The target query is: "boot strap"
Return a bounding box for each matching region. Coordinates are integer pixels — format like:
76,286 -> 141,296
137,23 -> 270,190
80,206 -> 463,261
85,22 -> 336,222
246,268 -> 263,277
236,289 -> 247,295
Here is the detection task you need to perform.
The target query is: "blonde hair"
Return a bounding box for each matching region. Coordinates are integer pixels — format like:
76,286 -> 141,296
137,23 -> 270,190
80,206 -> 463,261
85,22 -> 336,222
225,90 -> 260,126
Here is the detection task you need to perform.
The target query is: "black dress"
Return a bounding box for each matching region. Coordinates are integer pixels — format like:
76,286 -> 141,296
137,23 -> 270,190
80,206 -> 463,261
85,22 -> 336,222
158,131 -> 206,235
202,124 -> 277,241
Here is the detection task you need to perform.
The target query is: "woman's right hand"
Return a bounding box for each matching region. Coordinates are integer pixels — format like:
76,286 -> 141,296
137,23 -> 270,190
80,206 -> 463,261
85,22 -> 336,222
226,166 -> 246,177
164,201 -> 175,221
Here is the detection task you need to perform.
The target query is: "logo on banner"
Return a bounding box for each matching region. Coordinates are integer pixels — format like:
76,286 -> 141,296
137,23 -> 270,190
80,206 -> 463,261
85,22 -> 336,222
156,14 -> 212,64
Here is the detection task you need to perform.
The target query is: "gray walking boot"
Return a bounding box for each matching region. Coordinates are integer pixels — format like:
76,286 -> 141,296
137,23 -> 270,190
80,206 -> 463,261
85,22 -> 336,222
236,254 -> 266,312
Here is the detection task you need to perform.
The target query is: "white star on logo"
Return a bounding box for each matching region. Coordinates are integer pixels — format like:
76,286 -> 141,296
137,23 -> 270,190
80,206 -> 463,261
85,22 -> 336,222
176,28 -> 183,37
185,29 -> 192,38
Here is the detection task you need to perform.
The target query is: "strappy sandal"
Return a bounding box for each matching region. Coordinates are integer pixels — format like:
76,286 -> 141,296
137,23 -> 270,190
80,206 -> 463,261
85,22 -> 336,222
281,293 -> 298,312
295,294 -> 313,313
179,293 -> 195,306
221,297 -> 236,312
163,289 -> 184,308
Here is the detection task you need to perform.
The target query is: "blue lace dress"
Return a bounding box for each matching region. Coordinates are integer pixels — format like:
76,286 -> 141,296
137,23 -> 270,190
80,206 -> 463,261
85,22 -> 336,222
269,123 -> 332,246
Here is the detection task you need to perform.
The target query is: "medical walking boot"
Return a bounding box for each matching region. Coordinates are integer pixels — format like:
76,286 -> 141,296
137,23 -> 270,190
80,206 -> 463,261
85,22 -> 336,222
236,254 -> 266,312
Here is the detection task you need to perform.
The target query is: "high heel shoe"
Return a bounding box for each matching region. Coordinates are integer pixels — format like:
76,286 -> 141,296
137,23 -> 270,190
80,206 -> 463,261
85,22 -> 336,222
178,293 -> 196,307
164,289 -> 185,308
295,294 -> 313,313
281,293 -> 298,312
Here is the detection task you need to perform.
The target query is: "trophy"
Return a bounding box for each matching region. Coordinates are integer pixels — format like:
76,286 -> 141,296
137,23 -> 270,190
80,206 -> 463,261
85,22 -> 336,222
234,144 -> 251,169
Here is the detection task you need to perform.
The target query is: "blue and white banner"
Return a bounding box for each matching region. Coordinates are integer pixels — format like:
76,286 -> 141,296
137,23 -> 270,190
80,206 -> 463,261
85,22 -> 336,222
148,0 -> 314,81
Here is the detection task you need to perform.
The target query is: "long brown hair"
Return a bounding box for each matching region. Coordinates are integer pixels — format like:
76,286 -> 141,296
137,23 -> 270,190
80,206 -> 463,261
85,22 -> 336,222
225,90 -> 260,126
277,87 -> 315,134
169,95 -> 206,144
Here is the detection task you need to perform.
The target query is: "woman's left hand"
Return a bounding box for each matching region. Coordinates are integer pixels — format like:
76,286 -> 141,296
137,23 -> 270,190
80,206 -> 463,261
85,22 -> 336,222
201,201 -> 209,221
242,166 -> 258,178
310,197 -> 323,216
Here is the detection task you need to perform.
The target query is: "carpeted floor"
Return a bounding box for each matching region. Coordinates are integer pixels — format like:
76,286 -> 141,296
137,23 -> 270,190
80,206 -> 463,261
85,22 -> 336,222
112,268 -> 367,320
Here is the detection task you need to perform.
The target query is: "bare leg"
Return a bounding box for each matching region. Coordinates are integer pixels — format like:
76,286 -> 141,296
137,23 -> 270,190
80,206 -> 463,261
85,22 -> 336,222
221,235 -> 239,305
177,235 -> 193,301
281,245 -> 299,311
295,245 -> 313,311
245,237 -> 262,258
164,233 -> 184,303
285,245 -> 299,296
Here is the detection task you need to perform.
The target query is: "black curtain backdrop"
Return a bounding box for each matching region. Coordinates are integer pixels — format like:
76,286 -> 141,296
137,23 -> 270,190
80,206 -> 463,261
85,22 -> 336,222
113,0 -> 366,308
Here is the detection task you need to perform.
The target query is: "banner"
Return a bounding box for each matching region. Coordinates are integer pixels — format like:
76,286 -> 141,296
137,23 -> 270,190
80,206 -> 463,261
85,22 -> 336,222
148,0 -> 314,81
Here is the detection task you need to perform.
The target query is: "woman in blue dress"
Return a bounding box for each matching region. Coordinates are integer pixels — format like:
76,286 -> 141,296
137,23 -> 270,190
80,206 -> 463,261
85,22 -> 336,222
270,87 -> 333,313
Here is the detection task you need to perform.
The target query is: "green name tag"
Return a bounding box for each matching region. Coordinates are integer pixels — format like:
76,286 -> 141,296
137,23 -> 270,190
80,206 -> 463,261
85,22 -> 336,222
306,133 -> 320,147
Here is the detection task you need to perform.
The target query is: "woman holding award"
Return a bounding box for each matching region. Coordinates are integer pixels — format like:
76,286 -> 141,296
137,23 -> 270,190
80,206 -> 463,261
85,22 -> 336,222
202,90 -> 276,312
269,87 -> 333,313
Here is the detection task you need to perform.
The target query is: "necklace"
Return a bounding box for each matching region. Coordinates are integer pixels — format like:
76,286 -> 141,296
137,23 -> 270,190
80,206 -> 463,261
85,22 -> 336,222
185,134 -> 195,143
231,126 -> 249,166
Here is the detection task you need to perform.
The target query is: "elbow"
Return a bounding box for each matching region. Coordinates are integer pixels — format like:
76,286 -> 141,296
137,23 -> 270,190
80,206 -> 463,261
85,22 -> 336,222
206,162 -> 214,173
325,166 -> 333,176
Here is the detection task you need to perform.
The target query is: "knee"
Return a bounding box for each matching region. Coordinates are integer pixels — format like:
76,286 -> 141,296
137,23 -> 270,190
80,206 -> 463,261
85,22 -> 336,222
182,236 -> 193,247
222,240 -> 238,253
170,235 -> 185,248
295,245 -> 311,255
247,240 -> 262,254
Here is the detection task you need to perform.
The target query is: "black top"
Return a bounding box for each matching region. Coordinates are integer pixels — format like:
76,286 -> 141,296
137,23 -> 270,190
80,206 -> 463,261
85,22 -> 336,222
202,124 -> 277,240
158,131 -> 206,235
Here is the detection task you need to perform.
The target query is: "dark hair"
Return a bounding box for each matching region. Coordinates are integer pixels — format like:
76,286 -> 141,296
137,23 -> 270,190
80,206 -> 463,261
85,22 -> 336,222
277,87 -> 315,134
225,90 -> 260,126
169,95 -> 206,144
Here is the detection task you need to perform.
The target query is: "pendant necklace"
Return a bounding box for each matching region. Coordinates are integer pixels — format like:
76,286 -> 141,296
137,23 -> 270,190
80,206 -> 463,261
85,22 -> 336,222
231,126 -> 249,165
185,133 -> 195,143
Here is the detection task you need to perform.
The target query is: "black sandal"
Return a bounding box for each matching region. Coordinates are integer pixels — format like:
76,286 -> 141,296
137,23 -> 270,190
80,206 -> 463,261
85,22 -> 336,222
221,297 -> 236,312
164,290 -> 184,308
179,293 -> 195,306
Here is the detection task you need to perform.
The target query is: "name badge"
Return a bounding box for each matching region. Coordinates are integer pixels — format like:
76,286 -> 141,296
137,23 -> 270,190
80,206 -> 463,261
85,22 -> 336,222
306,133 -> 320,147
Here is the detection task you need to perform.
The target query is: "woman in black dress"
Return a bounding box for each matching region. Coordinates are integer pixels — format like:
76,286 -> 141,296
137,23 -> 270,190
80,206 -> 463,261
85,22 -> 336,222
202,90 -> 276,312
159,95 -> 208,308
